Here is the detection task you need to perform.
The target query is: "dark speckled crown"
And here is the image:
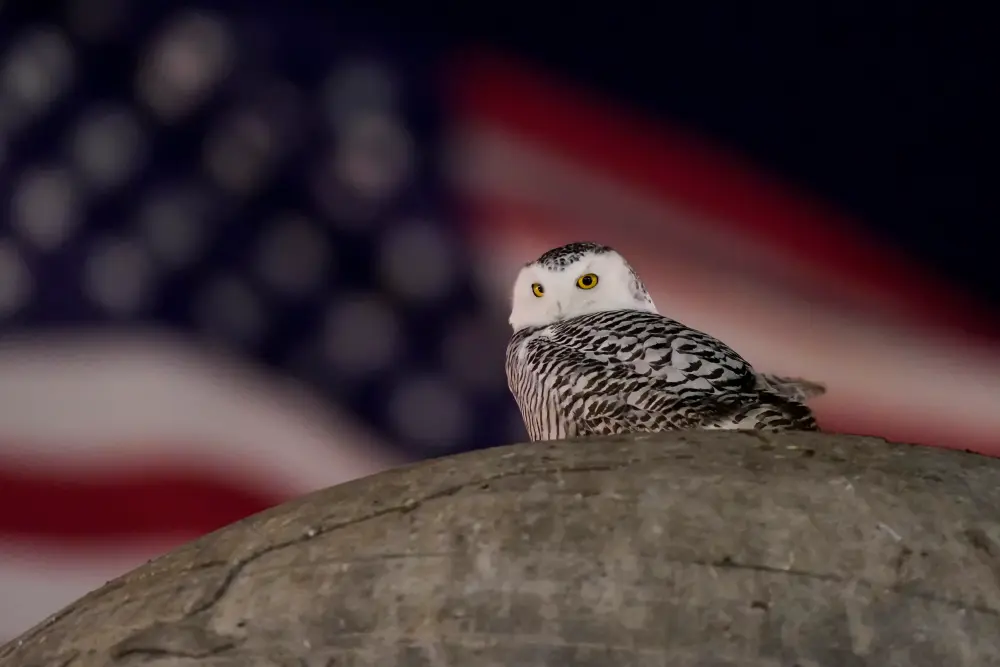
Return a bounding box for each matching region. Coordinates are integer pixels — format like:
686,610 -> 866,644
532,242 -> 612,270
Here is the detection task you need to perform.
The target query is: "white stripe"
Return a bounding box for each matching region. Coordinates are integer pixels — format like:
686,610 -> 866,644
0,332 -> 404,494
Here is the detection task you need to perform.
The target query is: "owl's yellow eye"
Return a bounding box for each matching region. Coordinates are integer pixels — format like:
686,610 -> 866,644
576,273 -> 599,289
531,283 -> 545,298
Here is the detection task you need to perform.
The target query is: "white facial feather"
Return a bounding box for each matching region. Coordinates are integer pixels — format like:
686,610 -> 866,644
508,247 -> 657,331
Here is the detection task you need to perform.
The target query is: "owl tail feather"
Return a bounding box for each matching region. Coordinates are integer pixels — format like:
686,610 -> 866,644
758,374 -> 827,402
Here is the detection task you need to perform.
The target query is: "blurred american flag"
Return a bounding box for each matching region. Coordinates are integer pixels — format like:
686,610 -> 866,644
3,0 -> 1000,641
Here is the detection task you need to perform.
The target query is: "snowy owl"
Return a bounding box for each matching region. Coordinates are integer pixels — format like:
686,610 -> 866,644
505,242 -> 824,441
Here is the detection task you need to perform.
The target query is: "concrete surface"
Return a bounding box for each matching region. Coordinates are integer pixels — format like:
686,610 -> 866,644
3,431 -> 1000,666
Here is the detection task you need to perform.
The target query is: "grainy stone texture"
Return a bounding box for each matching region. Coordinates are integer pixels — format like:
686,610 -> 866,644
3,432 -> 1000,667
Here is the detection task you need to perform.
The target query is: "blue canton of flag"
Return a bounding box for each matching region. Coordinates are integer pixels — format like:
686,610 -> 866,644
0,0 -> 524,458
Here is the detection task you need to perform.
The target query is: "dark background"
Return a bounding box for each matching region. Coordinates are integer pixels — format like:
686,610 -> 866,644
365,1 -> 995,309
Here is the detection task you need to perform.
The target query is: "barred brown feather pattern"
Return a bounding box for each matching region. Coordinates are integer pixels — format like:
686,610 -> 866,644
505,309 -> 817,441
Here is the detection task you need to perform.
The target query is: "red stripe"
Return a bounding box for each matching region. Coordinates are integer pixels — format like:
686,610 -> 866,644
0,455 -> 287,546
446,52 -> 1000,340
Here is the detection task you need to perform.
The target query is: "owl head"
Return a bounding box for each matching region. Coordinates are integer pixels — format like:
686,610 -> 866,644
508,242 -> 657,331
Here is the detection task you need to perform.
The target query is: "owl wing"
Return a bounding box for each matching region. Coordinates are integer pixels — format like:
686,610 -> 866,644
521,310 -> 761,432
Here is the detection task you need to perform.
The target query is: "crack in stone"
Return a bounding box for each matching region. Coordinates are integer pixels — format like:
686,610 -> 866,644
112,643 -> 237,662
183,460 -> 1000,630
706,554 -> 1000,618
183,461 -> 640,617
109,618 -> 240,664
